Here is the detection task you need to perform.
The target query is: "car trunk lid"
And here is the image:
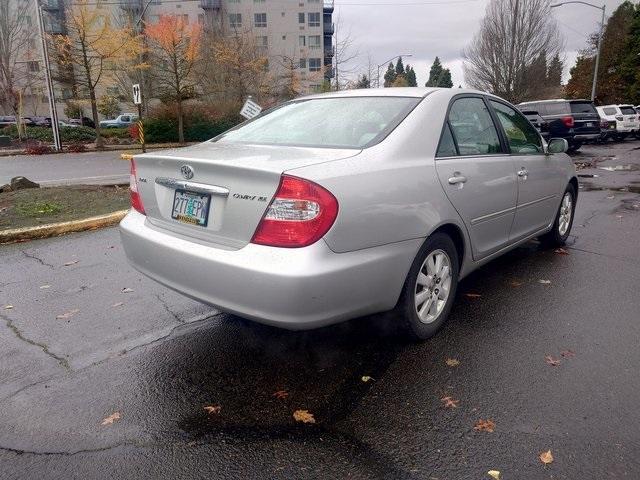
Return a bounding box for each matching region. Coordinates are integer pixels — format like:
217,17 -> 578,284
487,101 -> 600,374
133,142 -> 360,249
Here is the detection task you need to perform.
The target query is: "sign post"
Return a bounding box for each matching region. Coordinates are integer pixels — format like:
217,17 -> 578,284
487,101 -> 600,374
132,84 -> 145,153
240,96 -> 262,120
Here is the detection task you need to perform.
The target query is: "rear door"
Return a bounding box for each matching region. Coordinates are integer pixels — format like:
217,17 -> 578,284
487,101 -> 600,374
434,96 -> 518,260
488,100 -> 564,240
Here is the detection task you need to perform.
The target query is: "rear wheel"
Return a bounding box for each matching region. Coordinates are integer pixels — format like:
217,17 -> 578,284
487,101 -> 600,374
540,184 -> 576,247
393,233 -> 459,341
567,141 -> 582,153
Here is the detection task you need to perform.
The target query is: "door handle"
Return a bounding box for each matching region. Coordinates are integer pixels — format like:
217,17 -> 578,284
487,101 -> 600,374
448,174 -> 467,185
517,169 -> 529,178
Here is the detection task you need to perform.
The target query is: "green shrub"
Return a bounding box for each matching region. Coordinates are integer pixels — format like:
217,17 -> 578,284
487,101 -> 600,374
99,127 -> 130,139
1,125 -> 96,142
143,117 -> 178,143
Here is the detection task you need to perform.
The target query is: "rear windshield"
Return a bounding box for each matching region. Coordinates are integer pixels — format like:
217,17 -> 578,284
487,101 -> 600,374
620,106 -> 636,115
215,97 -> 421,149
570,102 -> 597,114
542,103 -> 569,115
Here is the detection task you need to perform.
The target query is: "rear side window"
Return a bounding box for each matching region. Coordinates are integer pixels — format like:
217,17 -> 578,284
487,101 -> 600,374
620,106 -> 636,115
448,98 -> 502,156
603,107 -> 617,116
570,102 -> 597,114
490,101 -> 543,154
436,123 -> 457,157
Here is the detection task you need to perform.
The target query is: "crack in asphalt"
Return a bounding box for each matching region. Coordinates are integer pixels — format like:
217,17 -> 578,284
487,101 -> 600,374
0,441 -> 147,457
20,250 -> 56,269
0,313 -> 70,370
566,245 -> 640,265
155,294 -> 183,323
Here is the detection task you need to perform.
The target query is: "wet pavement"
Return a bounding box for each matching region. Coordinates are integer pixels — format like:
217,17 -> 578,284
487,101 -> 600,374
1,140 -> 639,479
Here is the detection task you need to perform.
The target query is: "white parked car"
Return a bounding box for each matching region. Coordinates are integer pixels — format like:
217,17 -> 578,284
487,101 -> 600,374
596,105 -> 639,140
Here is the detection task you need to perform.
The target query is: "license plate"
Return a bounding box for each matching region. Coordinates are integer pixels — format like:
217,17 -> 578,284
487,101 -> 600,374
171,190 -> 211,227
586,122 -> 593,127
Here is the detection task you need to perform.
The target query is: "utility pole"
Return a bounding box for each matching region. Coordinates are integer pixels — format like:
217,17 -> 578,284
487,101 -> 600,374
35,0 -> 61,151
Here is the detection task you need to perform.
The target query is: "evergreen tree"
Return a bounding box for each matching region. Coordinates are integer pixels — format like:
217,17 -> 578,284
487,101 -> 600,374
546,54 -> 563,87
438,69 -> 453,88
426,57 -> 444,87
383,62 -> 396,87
395,57 -> 405,76
620,3 -> 640,104
406,66 -> 417,87
392,76 -> 409,87
355,74 -> 371,89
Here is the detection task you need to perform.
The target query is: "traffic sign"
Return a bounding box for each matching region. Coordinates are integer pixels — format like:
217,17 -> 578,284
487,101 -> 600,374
240,97 -> 262,120
132,84 -> 142,105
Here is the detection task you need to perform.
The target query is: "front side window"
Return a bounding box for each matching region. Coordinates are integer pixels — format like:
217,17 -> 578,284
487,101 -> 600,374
490,101 -> 542,154
215,97 -> 421,149
448,97 -> 502,155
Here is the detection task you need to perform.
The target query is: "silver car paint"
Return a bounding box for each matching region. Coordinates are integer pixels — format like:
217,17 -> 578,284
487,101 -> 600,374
120,88 -> 577,329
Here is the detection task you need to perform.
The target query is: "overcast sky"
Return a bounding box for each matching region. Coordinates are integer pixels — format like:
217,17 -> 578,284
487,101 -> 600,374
334,0 -> 628,88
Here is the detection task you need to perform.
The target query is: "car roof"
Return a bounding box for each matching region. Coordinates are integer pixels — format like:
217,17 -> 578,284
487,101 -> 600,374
519,99 -> 592,105
299,87 -> 495,101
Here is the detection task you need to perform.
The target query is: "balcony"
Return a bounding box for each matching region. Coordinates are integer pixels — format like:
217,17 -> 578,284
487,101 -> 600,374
200,0 -> 221,9
324,46 -> 335,57
323,0 -> 335,13
40,0 -> 61,10
119,0 -> 143,12
323,22 -> 334,35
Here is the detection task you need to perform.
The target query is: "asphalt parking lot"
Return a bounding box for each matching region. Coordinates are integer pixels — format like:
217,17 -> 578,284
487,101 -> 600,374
1,140 -> 639,479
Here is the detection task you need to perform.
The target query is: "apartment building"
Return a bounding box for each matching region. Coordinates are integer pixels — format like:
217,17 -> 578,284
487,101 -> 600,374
2,0 -> 335,118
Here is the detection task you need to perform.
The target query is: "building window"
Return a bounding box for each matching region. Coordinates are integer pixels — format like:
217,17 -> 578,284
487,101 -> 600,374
229,13 -> 242,28
309,58 -> 321,72
256,35 -> 268,48
308,12 -> 320,27
27,61 -> 40,73
254,13 -> 267,27
254,0 -> 265,3
298,12 -> 305,24
299,58 -> 307,69
308,35 -> 321,49
299,35 -> 306,47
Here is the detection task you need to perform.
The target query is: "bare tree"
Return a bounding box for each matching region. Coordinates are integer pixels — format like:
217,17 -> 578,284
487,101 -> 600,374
0,0 -> 37,116
333,14 -> 359,91
463,0 -> 564,103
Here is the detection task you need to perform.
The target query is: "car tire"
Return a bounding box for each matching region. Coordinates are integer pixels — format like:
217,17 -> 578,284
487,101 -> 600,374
393,232 -> 460,341
539,184 -> 576,247
567,142 -> 581,153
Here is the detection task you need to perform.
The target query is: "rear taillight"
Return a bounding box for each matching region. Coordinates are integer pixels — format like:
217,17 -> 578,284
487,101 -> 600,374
129,159 -> 145,215
561,116 -> 575,128
251,175 -> 338,248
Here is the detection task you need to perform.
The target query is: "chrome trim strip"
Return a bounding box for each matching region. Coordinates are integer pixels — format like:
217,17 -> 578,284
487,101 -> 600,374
155,177 -> 230,197
471,206 -> 516,225
517,194 -> 556,209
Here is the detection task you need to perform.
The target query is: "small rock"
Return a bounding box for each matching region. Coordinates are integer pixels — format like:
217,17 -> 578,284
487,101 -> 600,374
10,176 -> 40,190
0,184 -> 12,193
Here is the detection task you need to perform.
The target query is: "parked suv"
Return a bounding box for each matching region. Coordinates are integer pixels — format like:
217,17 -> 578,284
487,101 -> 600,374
99,113 -> 138,129
517,99 -> 601,151
596,105 -> 639,141
518,109 -> 550,139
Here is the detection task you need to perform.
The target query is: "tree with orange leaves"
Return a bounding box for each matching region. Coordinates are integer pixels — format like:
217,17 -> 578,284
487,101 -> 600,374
51,1 -> 142,148
145,15 -> 202,144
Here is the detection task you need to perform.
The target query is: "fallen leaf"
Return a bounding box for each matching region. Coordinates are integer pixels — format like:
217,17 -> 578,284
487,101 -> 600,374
361,376 -> 374,383
101,412 -> 121,425
560,349 -> 576,358
545,355 -> 561,366
509,281 -> 523,287
203,405 -> 221,415
538,279 -> 552,285
40,285 -> 51,289
56,309 -> 79,320
440,396 -> 459,408
487,470 -> 501,480
464,293 -> 482,299
445,358 -> 460,367
272,390 -> 289,399
539,449 -> 554,464
606,195 -> 615,199
121,288 -> 134,294
112,302 -> 124,308
554,248 -> 570,255
474,419 -> 496,432
293,409 -> 316,424
4,305 -> 13,310
63,260 -> 79,266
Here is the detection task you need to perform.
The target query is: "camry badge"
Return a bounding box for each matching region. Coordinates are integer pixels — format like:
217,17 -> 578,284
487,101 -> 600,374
180,165 -> 194,180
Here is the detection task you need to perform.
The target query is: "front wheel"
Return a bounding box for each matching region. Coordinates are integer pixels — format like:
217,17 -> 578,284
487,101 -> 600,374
393,233 -> 459,341
540,184 -> 576,247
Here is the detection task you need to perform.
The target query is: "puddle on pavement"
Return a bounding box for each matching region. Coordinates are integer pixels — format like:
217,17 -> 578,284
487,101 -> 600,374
599,164 -> 640,172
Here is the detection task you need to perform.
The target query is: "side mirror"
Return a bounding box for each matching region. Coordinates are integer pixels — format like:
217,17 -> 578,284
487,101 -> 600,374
546,138 -> 568,154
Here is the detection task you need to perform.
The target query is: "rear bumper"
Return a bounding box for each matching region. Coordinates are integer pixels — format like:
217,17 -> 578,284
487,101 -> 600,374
120,210 -> 420,329
572,134 -> 601,141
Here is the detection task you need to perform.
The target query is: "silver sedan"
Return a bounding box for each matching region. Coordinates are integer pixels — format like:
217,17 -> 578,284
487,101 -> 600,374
120,88 -> 577,340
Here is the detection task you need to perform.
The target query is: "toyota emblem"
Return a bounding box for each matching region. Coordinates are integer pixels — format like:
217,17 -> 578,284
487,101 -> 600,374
180,165 -> 194,180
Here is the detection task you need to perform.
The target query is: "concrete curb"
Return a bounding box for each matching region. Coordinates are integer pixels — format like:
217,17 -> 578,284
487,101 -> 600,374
0,210 -> 128,244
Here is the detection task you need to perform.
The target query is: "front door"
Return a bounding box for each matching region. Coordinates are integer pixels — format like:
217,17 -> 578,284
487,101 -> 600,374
488,100 -> 564,240
435,96 -> 518,260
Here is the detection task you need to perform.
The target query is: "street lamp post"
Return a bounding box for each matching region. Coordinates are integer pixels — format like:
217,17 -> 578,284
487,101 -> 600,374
551,1 -> 606,102
376,54 -> 413,88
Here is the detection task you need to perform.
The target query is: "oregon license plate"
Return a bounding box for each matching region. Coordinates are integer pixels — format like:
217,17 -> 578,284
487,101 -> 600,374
586,122 -> 594,127
171,190 -> 211,227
